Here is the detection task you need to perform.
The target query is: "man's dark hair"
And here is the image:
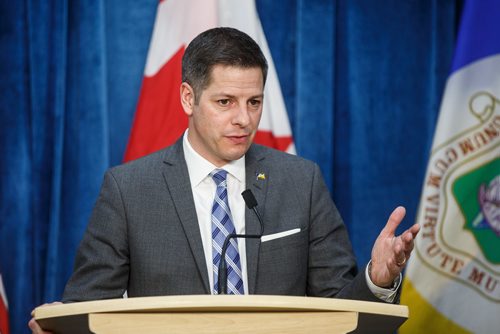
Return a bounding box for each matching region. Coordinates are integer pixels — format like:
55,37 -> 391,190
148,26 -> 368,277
182,27 -> 268,103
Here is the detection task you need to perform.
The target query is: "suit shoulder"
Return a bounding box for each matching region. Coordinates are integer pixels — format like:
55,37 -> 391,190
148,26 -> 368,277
107,146 -> 174,178
250,144 -> 318,170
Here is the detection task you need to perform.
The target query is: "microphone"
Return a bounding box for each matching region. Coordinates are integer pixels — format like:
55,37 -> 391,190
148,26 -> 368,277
241,189 -> 264,235
217,189 -> 264,295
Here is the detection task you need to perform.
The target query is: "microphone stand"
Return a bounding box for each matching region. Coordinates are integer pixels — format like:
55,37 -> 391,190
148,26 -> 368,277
218,233 -> 262,295
217,189 -> 265,295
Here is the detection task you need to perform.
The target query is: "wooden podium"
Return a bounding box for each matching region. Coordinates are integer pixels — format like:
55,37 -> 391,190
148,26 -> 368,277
34,295 -> 408,334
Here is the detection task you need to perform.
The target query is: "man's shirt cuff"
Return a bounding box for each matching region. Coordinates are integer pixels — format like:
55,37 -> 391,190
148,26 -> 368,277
365,260 -> 401,303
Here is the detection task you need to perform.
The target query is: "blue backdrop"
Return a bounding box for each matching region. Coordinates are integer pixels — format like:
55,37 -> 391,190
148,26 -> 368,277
0,1 -> 461,333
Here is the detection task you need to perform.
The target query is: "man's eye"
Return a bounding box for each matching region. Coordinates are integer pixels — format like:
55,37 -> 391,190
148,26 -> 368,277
218,99 -> 230,106
249,99 -> 261,107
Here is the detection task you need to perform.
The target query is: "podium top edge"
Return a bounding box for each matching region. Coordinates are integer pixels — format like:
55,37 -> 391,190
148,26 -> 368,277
34,295 -> 408,319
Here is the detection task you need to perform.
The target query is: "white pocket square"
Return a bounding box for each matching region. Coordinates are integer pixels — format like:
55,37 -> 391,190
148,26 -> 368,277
261,228 -> 301,242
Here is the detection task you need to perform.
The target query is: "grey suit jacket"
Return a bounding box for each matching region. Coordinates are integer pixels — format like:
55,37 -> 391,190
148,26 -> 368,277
63,140 -> 380,302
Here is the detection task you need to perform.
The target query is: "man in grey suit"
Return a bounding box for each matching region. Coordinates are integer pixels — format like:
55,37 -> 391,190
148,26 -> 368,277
30,27 -> 419,333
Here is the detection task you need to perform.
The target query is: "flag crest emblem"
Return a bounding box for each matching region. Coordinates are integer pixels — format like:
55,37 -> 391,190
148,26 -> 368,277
454,160 -> 500,263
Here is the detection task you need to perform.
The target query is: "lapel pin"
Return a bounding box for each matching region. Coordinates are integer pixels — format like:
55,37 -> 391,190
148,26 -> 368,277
256,172 -> 266,180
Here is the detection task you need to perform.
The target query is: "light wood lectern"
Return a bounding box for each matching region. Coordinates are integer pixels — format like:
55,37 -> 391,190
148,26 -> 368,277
34,295 -> 408,334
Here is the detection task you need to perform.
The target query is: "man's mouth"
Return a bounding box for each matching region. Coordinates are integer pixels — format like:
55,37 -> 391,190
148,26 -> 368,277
226,134 -> 249,144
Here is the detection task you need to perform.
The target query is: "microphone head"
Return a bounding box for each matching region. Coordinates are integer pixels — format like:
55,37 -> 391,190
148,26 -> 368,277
241,189 -> 258,209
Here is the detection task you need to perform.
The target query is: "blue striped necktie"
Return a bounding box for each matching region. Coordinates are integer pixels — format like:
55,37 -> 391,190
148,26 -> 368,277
210,169 -> 244,295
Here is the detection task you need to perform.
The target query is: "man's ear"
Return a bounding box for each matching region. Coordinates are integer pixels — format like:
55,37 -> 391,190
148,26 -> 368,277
180,82 -> 195,116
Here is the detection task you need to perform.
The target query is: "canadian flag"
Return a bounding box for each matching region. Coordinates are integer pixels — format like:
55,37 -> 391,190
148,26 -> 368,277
124,0 -> 295,162
0,274 -> 9,334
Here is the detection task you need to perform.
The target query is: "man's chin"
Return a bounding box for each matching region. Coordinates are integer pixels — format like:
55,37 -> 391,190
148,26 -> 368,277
223,146 -> 249,161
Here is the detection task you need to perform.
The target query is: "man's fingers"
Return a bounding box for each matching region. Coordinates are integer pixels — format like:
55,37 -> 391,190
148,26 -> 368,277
390,242 -> 407,268
29,302 -> 61,334
28,318 -> 44,334
394,239 -> 406,263
396,256 -> 407,267
410,223 -> 421,236
401,223 -> 420,251
404,223 -> 420,239
381,206 -> 406,237
394,224 -> 420,266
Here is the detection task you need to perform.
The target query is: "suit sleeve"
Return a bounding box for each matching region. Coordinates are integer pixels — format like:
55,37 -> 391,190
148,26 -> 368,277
62,170 -> 129,302
306,163 -> 382,302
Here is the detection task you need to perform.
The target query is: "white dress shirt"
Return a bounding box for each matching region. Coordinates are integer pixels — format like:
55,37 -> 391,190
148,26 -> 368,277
183,131 -> 249,294
182,130 -> 399,300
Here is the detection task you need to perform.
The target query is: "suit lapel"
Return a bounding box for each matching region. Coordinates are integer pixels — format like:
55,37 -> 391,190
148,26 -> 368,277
245,145 -> 269,294
161,140 -> 210,294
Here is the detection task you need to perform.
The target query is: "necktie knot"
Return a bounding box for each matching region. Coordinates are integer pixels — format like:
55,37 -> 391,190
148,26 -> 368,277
211,169 -> 228,188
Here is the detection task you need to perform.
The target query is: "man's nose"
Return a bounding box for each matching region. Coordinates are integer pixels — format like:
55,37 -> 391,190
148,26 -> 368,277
233,104 -> 250,126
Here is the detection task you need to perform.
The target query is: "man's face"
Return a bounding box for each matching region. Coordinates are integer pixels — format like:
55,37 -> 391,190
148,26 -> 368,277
181,65 -> 264,167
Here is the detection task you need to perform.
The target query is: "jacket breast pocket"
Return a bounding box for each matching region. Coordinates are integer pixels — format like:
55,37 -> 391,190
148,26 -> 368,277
260,227 -> 307,252
256,228 -> 309,294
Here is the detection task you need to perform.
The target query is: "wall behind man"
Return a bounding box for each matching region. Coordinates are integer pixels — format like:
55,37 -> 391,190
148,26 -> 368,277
0,1 -> 460,333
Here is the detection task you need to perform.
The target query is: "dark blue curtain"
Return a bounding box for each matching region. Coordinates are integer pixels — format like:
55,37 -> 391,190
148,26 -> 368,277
0,1 -> 460,333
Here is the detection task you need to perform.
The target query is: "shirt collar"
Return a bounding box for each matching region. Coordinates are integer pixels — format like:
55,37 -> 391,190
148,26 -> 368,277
183,130 -> 245,186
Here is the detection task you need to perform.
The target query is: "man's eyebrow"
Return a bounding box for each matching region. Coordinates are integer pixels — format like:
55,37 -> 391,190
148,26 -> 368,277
246,94 -> 264,100
212,93 -> 264,99
210,92 -> 234,99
